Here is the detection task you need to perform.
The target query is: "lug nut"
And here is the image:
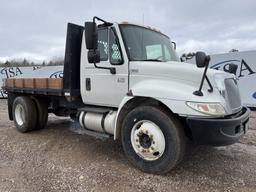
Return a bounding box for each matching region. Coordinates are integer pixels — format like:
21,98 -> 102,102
137,131 -> 142,136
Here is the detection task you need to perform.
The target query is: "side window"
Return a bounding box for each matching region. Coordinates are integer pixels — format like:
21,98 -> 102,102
109,28 -> 123,65
98,28 -> 108,61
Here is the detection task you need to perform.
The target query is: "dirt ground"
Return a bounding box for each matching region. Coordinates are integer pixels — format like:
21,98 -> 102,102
0,99 -> 256,192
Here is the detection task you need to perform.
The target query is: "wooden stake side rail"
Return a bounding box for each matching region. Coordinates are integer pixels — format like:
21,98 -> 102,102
3,78 -> 64,96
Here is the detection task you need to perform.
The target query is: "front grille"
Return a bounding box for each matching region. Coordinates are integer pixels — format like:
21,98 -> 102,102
224,78 -> 242,113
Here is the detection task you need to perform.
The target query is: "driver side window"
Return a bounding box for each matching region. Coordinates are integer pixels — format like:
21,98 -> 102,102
97,27 -> 123,65
98,28 -> 108,61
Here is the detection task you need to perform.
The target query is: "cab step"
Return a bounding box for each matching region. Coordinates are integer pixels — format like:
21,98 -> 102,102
70,122 -> 111,141
78,106 -> 115,113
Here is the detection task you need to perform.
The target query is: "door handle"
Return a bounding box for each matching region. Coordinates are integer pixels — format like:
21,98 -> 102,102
86,78 -> 91,91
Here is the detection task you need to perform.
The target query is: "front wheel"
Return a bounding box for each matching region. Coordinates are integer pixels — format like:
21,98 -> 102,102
121,106 -> 185,174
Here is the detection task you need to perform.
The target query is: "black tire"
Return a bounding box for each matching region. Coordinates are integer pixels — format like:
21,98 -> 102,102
33,98 -> 48,130
121,106 -> 186,174
12,96 -> 38,133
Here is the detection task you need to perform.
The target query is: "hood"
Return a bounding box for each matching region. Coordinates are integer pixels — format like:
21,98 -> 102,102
129,61 -> 233,87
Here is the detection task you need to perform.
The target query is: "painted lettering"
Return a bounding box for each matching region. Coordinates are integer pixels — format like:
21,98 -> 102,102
239,59 -> 255,77
0,67 -> 23,78
33,66 -> 42,71
0,89 -> 7,98
50,71 -> 63,78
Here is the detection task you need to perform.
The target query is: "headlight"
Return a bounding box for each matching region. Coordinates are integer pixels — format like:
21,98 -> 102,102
214,74 -> 226,97
186,102 -> 226,116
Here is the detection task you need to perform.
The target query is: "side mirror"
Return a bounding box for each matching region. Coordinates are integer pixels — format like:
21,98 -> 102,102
225,64 -> 238,75
193,51 -> 213,96
88,50 -> 100,63
195,51 -> 210,68
180,52 -> 195,62
85,22 -> 98,50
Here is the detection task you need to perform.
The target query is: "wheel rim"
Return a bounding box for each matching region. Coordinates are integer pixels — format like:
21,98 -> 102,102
15,104 -> 25,126
131,120 -> 165,161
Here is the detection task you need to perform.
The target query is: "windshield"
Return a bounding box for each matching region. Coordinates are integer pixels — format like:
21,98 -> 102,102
120,24 -> 179,62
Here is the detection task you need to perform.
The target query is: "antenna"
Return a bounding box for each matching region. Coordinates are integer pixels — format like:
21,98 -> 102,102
142,13 -> 144,26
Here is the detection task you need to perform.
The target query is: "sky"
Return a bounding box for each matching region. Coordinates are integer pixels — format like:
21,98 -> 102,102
0,0 -> 255,62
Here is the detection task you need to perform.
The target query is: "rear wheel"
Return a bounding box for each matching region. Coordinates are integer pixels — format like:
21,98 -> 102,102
121,106 -> 186,174
33,98 -> 48,130
12,96 -> 38,133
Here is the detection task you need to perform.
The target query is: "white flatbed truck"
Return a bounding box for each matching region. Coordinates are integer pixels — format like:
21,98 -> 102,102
2,17 -> 250,174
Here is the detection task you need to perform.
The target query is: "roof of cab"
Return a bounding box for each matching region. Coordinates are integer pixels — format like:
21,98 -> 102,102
118,21 -> 168,38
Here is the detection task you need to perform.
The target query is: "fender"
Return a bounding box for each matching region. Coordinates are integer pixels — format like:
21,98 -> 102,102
114,79 -> 224,139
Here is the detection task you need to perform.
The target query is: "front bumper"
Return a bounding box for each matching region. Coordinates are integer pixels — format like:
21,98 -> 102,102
186,107 -> 250,146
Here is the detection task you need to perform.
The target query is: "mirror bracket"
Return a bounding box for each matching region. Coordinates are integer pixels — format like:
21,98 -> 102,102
193,53 -> 212,96
93,62 -> 116,75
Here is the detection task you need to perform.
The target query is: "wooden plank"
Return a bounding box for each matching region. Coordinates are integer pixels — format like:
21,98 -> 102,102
14,79 -> 24,88
5,79 -> 14,87
4,78 -> 63,90
47,79 -> 63,89
24,79 -> 34,88
35,79 -> 47,89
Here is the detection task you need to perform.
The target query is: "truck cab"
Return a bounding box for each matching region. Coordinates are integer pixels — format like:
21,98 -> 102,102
3,17 -> 250,174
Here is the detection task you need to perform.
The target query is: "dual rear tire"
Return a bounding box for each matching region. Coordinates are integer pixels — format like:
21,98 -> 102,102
12,96 -> 48,133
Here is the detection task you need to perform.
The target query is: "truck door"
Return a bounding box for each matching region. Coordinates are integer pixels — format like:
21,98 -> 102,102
82,26 -> 128,107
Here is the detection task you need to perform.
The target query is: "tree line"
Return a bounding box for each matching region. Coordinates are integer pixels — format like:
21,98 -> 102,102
0,58 -> 64,67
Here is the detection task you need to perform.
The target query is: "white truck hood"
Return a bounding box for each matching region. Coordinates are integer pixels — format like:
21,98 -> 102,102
129,61 -> 233,87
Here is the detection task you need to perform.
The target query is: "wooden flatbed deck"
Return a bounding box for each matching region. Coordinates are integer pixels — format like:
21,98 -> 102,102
3,78 -> 64,96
